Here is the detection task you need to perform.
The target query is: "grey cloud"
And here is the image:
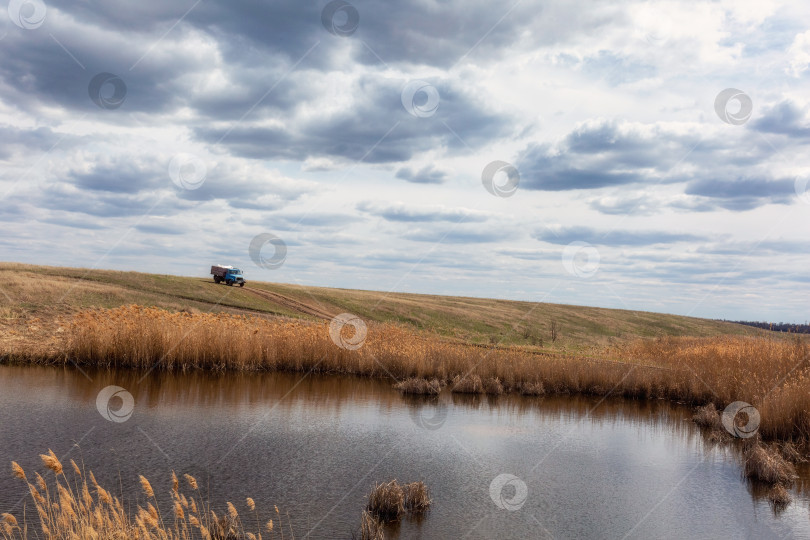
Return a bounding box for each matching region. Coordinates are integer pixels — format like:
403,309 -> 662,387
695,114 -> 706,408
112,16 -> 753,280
357,201 -> 488,222
40,215 -> 107,230
403,228 -> 510,244
589,195 -> 659,216
517,121 -> 700,191
193,77 -> 509,164
134,223 -> 186,235
0,126 -> 73,159
275,213 -> 364,231
533,226 -> 703,246
395,165 -> 448,184
684,178 -> 794,210
752,100 -> 810,138
68,162 -> 163,194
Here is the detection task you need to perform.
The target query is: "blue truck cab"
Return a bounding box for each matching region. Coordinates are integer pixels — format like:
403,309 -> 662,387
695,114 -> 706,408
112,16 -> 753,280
211,265 -> 246,287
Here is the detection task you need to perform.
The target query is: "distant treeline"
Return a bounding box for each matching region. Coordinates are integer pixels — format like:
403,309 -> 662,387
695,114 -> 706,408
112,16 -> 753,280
725,320 -> 810,334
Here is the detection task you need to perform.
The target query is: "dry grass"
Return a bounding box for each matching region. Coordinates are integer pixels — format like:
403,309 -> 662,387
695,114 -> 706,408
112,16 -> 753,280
450,375 -> 503,395
365,480 -> 430,524
518,381 -> 545,396
743,444 -> 797,486
393,378 -> 442,395
366,481 -> 404,522
12,305 -> 808,451
692,403 -> 722,430
767,484 -> 792,510
357,511 -> 384,540
402,482 -> 431,515
2,450 -> 291,540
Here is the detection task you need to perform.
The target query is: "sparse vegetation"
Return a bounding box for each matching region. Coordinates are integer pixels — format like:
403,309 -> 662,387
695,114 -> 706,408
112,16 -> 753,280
743,444 -> 797,486
365,480 -> 430,523
2,450 -> 291,540
357,511 -> 384,540
692,403 -> 722,430
393,377 -> 442,395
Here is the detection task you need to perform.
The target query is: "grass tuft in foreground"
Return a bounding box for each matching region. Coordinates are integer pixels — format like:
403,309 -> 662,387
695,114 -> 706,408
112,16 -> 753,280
2,450 -> 290,540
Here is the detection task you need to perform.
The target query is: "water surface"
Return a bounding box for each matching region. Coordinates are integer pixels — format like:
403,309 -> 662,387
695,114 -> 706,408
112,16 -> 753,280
0,365 -> 808,539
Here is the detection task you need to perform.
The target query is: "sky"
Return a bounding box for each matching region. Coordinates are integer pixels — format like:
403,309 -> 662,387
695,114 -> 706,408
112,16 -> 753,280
1,0 -> 810,322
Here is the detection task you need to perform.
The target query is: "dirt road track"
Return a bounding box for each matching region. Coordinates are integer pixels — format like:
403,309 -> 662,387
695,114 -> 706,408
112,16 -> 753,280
245,287 -> 335,320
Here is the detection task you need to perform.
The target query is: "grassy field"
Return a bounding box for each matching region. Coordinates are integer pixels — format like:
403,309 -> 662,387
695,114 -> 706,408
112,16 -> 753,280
0,262 -> 762,359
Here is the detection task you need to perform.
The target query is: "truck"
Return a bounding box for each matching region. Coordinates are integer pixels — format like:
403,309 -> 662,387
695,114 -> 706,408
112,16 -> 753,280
210,265 -> 246,287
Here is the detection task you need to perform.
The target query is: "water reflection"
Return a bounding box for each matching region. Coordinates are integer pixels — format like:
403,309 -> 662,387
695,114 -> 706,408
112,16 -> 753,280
0,364 -> 808,539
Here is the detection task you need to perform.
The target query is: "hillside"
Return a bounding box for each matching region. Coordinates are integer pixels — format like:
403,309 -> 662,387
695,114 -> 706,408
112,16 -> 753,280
0,262 -> 761,359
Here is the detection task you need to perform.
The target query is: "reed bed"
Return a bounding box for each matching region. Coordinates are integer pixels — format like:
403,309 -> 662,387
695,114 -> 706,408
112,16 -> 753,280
365,480 -> 430,523
743,444 -> 797,486
2,450 -> 290,540
63,306 -> 810,449
393,378 -> 442,395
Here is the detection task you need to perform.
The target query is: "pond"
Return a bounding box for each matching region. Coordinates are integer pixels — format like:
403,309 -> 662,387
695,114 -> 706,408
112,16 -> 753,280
1,364 -> 808,539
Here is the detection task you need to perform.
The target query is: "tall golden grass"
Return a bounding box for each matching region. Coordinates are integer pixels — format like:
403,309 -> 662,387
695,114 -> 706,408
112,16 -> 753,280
64,306 -> 810,447
2,450 -> 290,540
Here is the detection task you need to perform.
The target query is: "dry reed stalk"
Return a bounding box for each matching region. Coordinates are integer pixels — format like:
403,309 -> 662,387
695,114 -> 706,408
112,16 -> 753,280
3,452 -> 292,540
393,378 -> 442,395
366,481 -> 404,522
358,510 -> 385,540
402,482 -> 431,514
767,484 -> 792,509
743,444 -> 797,486
692,403 -> 722,430
451,375 -> 483,394
518,381 -> 545,396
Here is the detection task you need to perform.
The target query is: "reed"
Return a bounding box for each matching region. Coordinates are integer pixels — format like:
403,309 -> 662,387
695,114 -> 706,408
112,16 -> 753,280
402,481 -> 431,515
357,511 -> 384,540
60,306 -> 810,451
743,444 -> 797,486
692,403 -> 722,430
393,378 -> 442,395
2,451 -> 290,540
366,481 -> 404,522
365,480 -> 431,523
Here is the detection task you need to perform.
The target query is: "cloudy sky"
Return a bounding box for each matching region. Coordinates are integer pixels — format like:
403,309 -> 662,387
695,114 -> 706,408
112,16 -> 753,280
2,0 -> 810,322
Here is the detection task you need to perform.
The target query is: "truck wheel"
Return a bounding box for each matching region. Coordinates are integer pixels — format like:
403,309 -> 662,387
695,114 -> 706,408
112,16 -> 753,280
239,282 -> 245,287
214,276 -> 221,283
227,280 -> 233,286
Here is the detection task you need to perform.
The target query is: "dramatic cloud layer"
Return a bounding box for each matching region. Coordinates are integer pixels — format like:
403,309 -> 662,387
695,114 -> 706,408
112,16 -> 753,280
2,0 -> 810,321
